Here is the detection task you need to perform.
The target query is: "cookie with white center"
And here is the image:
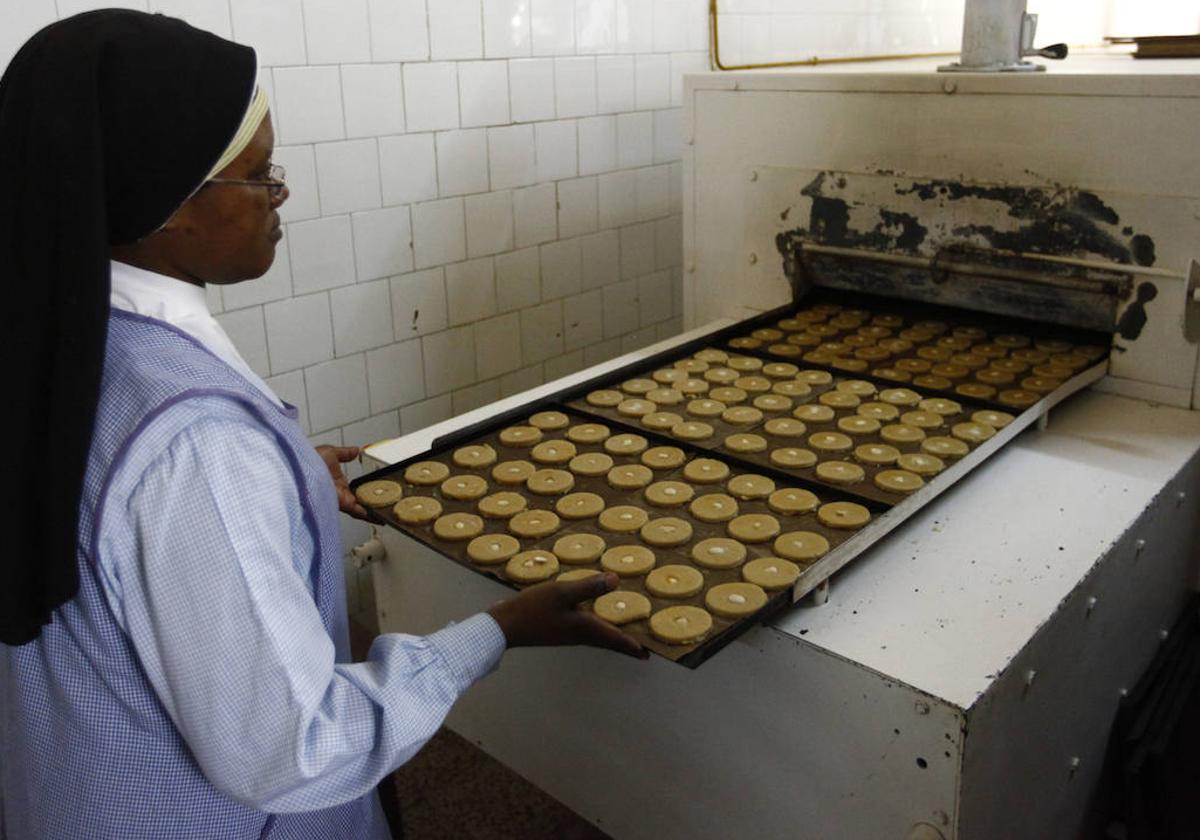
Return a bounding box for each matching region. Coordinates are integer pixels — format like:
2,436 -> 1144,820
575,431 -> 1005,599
393,496 -> 442,525
644,481 -> 695,508
433,513 -> 484,541
553,533 -> 606,564
404,461 -> 450,486
567,452 -> 613,477
477,492 -> 527,519
598,505 -> 649,533
641,446 -> 686,470
530,439 -> 577,465
689,493 -> 740,524
555,492 -> 605,520
767,488 -> 819,515
772,531 -> 829,563
607,464 -> 654,491
691,537 -> 748,569
593,590 -> 652,625
507,509 -> 561,539
645,565 -> 705,598
355,480 -> 403,509
649,606 -> 713,645
498,426 -> 543,447
726,513 -> 781,544
727,474 -> 775,500
441,475 -> 488,501
742,557 -> 801,591
769,447 -> 817,469
528,411 -> 569,430
466,534 -> 521,565
723,433 -> 768,454
585,389 -> 623,408
816,501 -> 871,530
604,433 -> 649,456
874,469 -> 925,495
566,423 -> 610,444
505,550 -> 559,583
682,458 -> 730,484
705,582 -> 768,619
600,545 -> 657,577
640,517 -> 693,548
814,461 -> 865,485
526,468 -> 575,496
492,460 -> 536,485
452,444 -> 497,468
897,452 -> 945,476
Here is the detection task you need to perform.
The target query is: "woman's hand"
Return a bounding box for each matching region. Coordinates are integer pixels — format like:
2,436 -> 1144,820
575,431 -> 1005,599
487,573 -> 649,659
315,444 -> 368,520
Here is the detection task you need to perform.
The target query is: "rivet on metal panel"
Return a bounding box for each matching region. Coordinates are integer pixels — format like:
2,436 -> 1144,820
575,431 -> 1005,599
1135,538 -> 1146,558
1086,596 -> 1098,617
1119,688 -> 1129,697
942,79 -> 957,94
1023,669 -> 1037,695
748,253 -> 758,265
915,701 -> 931,715
1068,756 -> 1081,778
749,170 -> 758,182
1159,628 -> 1170,641
1177,490 -> 1187,507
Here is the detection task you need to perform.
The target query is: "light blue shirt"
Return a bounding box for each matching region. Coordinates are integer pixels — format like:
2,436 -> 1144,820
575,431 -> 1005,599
98,265 -> 507,812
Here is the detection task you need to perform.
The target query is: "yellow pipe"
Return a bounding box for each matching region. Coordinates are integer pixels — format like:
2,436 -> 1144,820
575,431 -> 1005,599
709,0 -> 961,71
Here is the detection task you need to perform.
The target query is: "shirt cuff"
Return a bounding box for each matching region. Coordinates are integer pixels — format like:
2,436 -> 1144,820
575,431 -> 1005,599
426,612 -> 507,691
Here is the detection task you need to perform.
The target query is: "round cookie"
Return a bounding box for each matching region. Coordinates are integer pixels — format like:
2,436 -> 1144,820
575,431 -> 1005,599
819,391 -> 860,409
875,469 -> 925,495
952,421 -> 996,443
764,417 -> 806,438
705,582 -> 768,618
836,379 -> 876,397
880,424 -> 926,445
921,436 -> 969,458
404,461 -> 450,486
593,590 -> 652,625
621,377 -> 657,395
646,565 -> 705,599
772,380 -> 812,397
997,389 -> 1040,408
897,452 -> 945,476
393,496 -> 442,525
452,444 -> 497,468
441,474 -> 489,501
691,537 -> 748,569
433,512 -> 484,541
604,433 -> 649,456
674,378 -> 709,396
856,401 -> 899,422
530,440 -> 577,465
653,367 -> 689,385
585,389 -> 623,408
836,416 -> 880,437
722,406 -> 763,426
727,474 -> 775,500
742,557 -> 801,591
355,480 -> 403,508
694,348 -> 729,363
762,362 -> 800,378
528,411 -> 570,431
972,409 -> 1015,429
672,421 -> 714,441
600,545 -> 657,577
683,458 -> 731,484
879,388 -> 921,406
645,480 -> 695,508
526,468 -> 575,496
711,388 -> 750,405
498,426 -> 543,448
773,531 -> 829,563
640,517 -> 693,547
568,452 -> 614,477
477,491 -> 527,519
703,367 -> 739,385
687,398 -> 726,418
767,487 -> 819,515
724,433 -> 768,454
466,533 -> 521,565
956,383 -> 997,401
796,369 -> 833,385
734,376 -> 771,394
854,443 -> 900,466
598,505 -> 650,533
649,606 -> 713,645
555,492 -> 606,520
814,461 -> 865,485
817,501 -> 871,530
558,569 -> 602,582
770,447 -> 817,469
553,533 -> 607,565
793,404 -> 835,423
754,394 -> 793,413
728,356 -> 764,372
645,389 -> 684,407
727,513 -> 781,544
641,446 -> 687,470
506,550 -> 559,583
617,398 -> 655,418
567,423 -> 610,444
919,397 -> 962,416
675,358 -> 711,373
900,410 -> 944,429
642,411 -> 683,431
809,432 -> 853,454
689,493 -> 740,524
492,460 -> 536,485
507,509 -> 561,539
607,463 -> 654,490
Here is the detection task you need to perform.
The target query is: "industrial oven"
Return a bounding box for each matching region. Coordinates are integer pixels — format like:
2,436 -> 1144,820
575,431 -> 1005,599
361,54 -> 1200,839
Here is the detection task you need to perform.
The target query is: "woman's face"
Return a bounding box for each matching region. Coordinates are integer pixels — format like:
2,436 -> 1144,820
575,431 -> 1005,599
162,112 -> 288,285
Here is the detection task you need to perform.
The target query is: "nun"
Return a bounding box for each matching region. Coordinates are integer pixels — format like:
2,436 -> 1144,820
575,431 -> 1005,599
0,10 -> 642,839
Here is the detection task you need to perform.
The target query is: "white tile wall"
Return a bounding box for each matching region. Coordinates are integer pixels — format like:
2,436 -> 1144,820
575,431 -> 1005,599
4,0 -> 975,570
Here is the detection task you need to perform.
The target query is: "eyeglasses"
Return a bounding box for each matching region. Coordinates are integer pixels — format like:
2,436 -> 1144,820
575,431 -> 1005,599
206,163 -> 287,200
